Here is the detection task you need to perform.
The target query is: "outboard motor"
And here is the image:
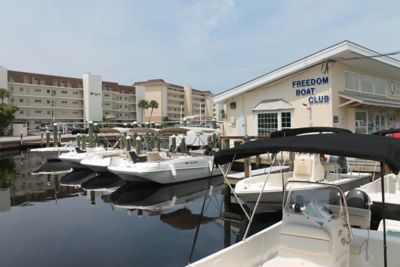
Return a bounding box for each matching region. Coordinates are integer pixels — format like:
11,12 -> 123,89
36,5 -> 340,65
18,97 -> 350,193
346,189 -> 371,209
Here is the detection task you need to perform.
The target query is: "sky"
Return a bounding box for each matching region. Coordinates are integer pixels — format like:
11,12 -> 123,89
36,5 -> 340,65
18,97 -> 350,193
0,0 -> 399,94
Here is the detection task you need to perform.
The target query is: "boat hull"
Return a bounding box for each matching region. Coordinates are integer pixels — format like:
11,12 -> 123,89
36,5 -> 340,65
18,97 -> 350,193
238,174 -> 372,213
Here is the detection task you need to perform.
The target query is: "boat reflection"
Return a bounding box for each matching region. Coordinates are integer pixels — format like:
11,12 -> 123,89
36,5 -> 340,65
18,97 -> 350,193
59,169 -> 97,188
110,176 -> 224,212
31,159 -> 73,175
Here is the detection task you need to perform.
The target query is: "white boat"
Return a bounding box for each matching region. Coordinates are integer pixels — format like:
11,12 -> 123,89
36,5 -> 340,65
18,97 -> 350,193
58,146 -> 107,168
188,132 -> 400,267
80,149 -> 128,172
235,153 -> 372,212
108,151 -> 220,184
359,173 -> 400,221
30,145 -> 76,160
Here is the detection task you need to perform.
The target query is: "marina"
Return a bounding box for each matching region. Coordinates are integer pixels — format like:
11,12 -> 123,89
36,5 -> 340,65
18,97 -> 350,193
0,150 -> 266,267
1,2 -> 400,266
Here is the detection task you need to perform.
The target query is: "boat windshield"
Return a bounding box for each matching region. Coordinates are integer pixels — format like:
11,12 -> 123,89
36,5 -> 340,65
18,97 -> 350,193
283,182 -> 345,226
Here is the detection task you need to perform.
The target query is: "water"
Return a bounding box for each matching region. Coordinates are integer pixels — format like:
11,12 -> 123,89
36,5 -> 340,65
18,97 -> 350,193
0,151 -> 279,267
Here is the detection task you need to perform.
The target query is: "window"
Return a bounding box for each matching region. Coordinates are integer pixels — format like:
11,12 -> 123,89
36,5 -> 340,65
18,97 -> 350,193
257,112 -> 291,136
35,110 -> 42,114
73,101 -> 78,104
281,112 -> 291,128
374,78 -> 386,95
47,89 -> 50,93
20,110 -> 24,114
61,91 -> 67,94
61,100 -> 67,104
34,99 -> 41,103
355,111 -> 367,134
360,74 -> 373,93
19,99 -> 23,103
34,89 -> 41,92
47,111 -> 51,115
47,100 -> 51,104
20,88 -> 24,92
345,72 -> 359,91
258,113 -> 277,136
73,91 -> 78,95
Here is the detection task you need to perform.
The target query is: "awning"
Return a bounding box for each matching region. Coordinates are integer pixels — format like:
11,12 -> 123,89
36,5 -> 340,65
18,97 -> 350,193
252,99 -> 293,112
339,91 -> 400,108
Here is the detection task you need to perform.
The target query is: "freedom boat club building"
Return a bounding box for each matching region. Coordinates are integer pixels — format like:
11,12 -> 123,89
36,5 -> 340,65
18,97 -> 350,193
215,40 -> 400,136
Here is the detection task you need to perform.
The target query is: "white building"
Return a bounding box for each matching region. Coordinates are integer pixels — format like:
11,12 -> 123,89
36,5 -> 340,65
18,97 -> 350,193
215,41 -> 400,136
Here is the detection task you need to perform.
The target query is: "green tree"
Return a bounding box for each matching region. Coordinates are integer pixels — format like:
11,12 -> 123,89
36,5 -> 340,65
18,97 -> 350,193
0,88 -> 10,104
148,100 -> 159,123
138,99 -> 149,122
0,103 -> 19,136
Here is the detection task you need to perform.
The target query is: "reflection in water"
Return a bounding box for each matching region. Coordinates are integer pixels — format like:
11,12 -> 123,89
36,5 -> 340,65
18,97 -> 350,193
0,151 -> 280,267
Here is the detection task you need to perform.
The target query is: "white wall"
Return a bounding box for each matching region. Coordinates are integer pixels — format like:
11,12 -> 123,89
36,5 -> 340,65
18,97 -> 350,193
0,66 -> 8,90
82,73 -> 103,122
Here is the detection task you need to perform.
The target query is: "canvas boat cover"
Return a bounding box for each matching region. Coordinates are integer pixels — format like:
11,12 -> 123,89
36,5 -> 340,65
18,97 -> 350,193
214,133 -> 400,174
270,127 -> 352,138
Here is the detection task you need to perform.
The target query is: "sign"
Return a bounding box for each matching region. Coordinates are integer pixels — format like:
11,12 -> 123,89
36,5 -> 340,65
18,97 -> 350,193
292,76 -> 329,104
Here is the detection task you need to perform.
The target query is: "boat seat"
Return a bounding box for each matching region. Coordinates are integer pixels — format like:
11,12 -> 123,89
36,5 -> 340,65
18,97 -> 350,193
347,207 -> 371,230
147,152 -> 168,162
280,223 -> 331,255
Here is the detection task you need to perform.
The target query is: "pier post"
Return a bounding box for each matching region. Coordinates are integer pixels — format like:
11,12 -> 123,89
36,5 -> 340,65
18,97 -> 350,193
171,135 -> 177,152
77,133 -> 81,148
222,138 -> 229,150
46,131 -> 50,147
20,131 -> 23,146
53,123 -> 58,147
135,136 -> 141,155
255,155 -> 261,168
180,137 -> 187,154
243,136 -> 250,178
156,135 -> 161,151
126,136 -> 131,151
58,132 -> 62,146
211,117 -> 217,129
88,121 -> 94,148
40,131 -> 44,147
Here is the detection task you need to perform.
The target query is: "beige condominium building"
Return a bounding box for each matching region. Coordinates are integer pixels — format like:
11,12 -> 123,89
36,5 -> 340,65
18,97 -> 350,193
0,67 -> 136,129
134,79 -> 213,122
214,40 -> 400,136
0,67 -> 213,129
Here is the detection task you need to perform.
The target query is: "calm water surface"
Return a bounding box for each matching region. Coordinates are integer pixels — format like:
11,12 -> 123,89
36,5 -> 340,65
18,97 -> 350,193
0,150 -> 280,267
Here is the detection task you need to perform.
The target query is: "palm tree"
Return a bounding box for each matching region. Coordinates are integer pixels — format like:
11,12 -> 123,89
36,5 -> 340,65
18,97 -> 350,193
148,100 -> 159,123
0,88 -> 10,104
138,99 -> 149,122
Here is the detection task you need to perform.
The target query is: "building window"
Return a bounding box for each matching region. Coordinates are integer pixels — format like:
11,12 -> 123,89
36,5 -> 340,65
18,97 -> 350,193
360,74 -> 373,94
47,89 -> 50,93
345,72 -> 359,91
35,110 -> 42,114
257,112 -> 291,136
35,88 -> 41,92
61,100 -> 67,104
34,99 -> 41,103
374,78 -> 386,95
19,99 -> 23,103
20,110 -> 24,114
73,91 -> 78,95
257,113 -> 277,136
61,90 -> 67,94
20,88 -> 24,92
281,112 -> 291,128
355,111 -> 367,134
47,111 -> 51,115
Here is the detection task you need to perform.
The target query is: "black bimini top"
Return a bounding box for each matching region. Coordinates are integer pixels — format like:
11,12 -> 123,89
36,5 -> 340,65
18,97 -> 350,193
270,127 -> 352,138
214,133 -> 400,174
372,128 -> 400,136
